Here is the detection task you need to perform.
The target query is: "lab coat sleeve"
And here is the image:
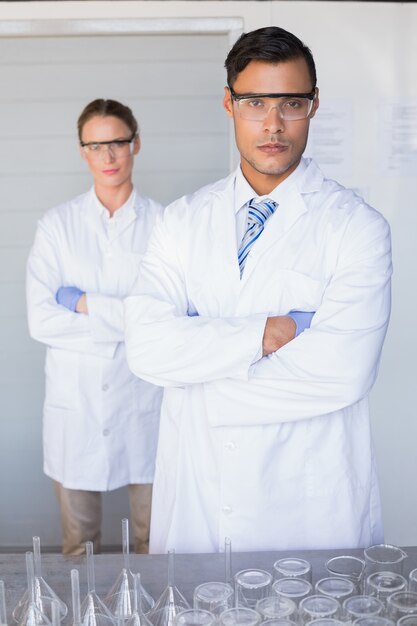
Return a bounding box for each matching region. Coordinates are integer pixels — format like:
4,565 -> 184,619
26,218 -> 118,358
87,293 -> 124,343
205,210 -> 392,426
124,211 -> 267,386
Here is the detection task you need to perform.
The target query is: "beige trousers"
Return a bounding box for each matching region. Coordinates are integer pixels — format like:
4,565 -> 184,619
53,481 -> 152,556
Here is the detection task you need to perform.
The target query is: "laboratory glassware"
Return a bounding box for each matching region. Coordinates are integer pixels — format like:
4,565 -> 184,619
273,558 -> 312,583
1,581 -> 7,626
217,608 -> 261,626
234,570 -> 272,609
342,596 -> 384,621
298,595 -> 341,625
13,538 -> 67,623
80,542 -> 115,626
125,574 -> 153,626
325,556 -> 365,593
15,552 -> 51,626
365,571 -> 407,603
147,550 -> 190,626
104,519 -> 154,618
272,577 -> 312,606
315,577 -> 355,602
193,538 -> 234,616
364,544 -> 407,577
255,595 -> 297,621
386,592 -> 417,621
174,609 -> 216,626
409,570 -> 417,593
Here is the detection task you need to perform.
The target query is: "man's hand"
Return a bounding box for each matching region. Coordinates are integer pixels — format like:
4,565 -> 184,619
262,316 -> 297,356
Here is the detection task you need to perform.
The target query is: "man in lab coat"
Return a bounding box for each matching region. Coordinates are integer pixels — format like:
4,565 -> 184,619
124,27 -> 392,553
27,99 -> 163,555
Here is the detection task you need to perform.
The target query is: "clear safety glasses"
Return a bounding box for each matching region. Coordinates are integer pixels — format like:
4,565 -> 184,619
228,87 -> 317,122
80,135 -> 135,160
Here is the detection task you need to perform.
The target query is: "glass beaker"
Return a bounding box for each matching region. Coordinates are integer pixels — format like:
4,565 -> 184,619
353,618 -> 395,626
255,596 -> 297,621
386,592 -> 417,621
193,583 -> 234,617
315,578 -> 355,602
262,621 -> 298,626
325,556 -> 365,593
299,595 -> 341,625
174,610 -> 216,626
409,570 -> 417,593
217,608 -> 261,626
234,570 -> 272,609
365,571 -> 407,603
304,620 -> 344,626
273,558 -> 312,583
343,595 -> 384,621
398,617 -> 417,626
364,544 -> 407,576
272,578 -> 312,606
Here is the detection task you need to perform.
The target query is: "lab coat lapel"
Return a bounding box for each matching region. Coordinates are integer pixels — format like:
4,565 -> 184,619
207,179 -> 241,309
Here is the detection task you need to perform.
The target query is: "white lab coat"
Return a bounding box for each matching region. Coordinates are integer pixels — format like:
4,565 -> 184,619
27,187 -> 163,491
124,158 -> 392,553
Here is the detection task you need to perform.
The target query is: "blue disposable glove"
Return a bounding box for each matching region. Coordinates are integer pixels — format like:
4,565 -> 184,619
56,286 -> 85,312
287,310 -> 315,336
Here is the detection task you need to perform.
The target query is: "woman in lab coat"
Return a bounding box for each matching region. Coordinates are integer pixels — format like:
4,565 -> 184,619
26,99 -> 163,555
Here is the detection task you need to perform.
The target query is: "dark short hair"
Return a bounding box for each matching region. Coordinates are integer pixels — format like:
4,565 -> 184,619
225,26 -> 317,89
77,99 -> 139,141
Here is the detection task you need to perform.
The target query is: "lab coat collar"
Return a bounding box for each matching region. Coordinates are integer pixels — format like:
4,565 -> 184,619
233,157 -> 322,212
208,158 -> 325,284
90,187 -> 137,222
85,187 -> 140,241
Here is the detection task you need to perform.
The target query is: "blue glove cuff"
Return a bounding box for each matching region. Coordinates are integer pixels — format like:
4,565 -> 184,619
288,310 -> 315,337
56,286 -> 85,312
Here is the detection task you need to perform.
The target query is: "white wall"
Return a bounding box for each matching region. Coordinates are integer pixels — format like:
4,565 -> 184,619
0,1 -> 416,549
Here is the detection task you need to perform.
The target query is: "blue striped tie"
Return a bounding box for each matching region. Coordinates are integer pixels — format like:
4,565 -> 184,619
238,198 -> 277,277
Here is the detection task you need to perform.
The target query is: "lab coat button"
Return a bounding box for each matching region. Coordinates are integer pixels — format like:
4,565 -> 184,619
222,505 -> 233,515
103,429 -> 110,436
102,384 -> 109,391
225,441 -> 237,451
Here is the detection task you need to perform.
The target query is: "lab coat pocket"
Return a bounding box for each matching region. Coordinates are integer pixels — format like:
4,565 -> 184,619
271,270 -> 327,314
44,348 -> 79,410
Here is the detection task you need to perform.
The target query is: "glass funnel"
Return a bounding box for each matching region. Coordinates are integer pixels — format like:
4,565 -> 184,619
148,550 -> 190,626
103,519 -> 154,618
125,574 -> 153,626
14,552 -> 51,626
13,539 -> 67,623
80,542 -> 115,626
